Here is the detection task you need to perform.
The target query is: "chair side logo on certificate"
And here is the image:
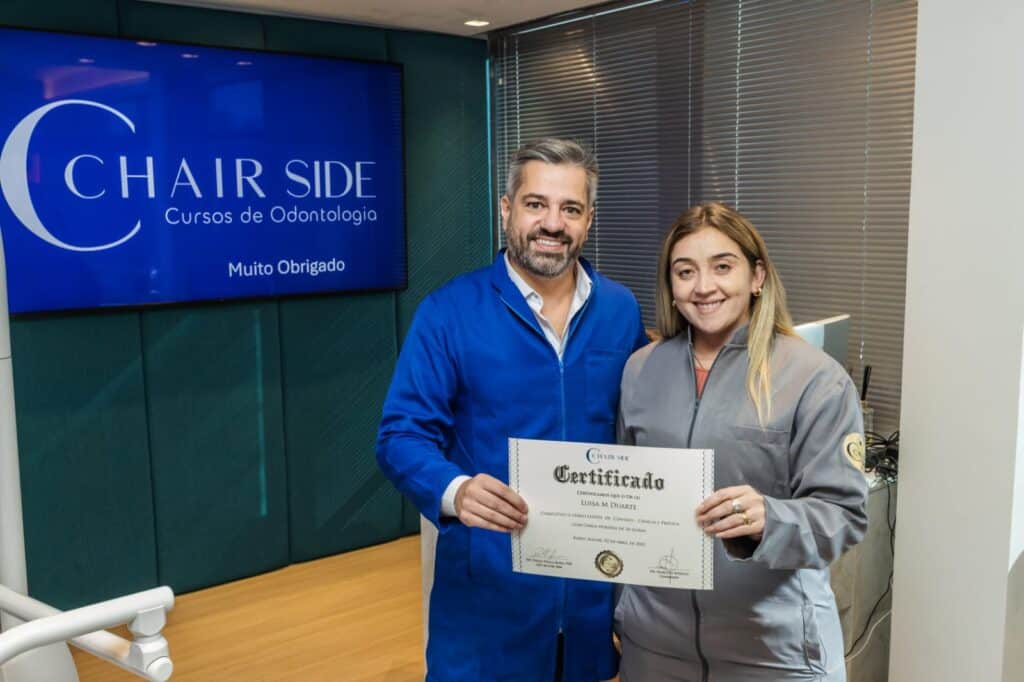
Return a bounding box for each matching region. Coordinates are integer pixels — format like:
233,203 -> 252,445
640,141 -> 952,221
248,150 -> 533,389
509,438 -> 714,590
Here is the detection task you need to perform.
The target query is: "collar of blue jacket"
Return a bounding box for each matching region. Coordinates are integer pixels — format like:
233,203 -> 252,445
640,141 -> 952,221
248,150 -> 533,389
490,249 -> 603,334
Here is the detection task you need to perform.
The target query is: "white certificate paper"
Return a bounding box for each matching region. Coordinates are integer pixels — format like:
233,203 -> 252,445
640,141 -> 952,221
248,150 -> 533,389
509,438 -> 714,590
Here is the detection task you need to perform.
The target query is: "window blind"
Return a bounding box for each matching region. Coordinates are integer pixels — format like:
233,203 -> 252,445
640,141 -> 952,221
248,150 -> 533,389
491,0 -> 694,318
491,0 -> 917,434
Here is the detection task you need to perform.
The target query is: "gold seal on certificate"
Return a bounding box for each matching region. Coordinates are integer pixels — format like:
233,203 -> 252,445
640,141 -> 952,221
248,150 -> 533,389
595,550 -> 623,578
509,438 -> 714,590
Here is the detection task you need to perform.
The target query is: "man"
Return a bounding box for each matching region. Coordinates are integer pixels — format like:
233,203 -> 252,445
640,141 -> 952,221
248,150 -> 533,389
376,138 -> 646,681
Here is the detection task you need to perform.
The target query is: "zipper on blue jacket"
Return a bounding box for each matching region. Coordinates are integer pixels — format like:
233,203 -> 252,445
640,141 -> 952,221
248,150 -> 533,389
686,342 -> 718,682
559,359 -> 567,440
499,293 -> 587,637
558,357 -> 567,634
554,294 -> 591,638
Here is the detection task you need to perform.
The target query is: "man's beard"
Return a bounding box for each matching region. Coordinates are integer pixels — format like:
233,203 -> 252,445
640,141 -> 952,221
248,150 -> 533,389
506,228 -> 581,278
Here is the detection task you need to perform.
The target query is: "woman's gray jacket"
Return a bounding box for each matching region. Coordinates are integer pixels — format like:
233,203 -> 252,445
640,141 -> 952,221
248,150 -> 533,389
615,327 -> 868,681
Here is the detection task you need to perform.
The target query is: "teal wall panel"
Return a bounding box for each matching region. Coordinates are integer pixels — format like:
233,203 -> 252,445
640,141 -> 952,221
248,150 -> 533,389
0,0 -> 117,34
118,1 -> 263,48
4,1 -> 489,600
11,313 -> 156,609
388,32 -> 490,338
120,0 -> 278,596
280,294 -> 400,561
1,0 -> 154,612
262,16 -> 386,60
142,303 -> 288,592
388,31 -> 491,533
263,17 -> 399,561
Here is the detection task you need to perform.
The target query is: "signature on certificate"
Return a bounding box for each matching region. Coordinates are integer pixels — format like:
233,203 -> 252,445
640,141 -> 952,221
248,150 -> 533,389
528,546 -> 568,563
651,548 -> 688,582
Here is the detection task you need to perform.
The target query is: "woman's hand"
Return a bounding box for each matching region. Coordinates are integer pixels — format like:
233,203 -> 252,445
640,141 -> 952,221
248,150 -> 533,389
696,485 -> 765,541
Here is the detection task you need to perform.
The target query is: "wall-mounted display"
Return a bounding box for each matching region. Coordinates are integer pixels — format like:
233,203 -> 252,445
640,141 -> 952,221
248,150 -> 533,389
0,27 -> 406,313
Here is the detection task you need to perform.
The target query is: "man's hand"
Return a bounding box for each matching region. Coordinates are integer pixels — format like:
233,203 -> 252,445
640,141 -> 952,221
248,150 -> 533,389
454,474 -> 528,532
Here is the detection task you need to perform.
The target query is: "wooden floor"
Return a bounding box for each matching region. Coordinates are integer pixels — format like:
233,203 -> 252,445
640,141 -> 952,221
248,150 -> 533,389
73,536 -> 425,681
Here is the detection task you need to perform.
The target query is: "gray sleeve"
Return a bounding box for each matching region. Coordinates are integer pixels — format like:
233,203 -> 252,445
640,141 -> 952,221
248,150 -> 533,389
740,367 -> 869,570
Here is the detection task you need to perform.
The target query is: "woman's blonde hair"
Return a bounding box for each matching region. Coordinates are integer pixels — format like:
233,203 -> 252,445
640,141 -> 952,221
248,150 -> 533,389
655,202 -> 795,425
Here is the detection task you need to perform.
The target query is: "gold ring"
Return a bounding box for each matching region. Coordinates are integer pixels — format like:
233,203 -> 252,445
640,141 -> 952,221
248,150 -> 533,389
731,499 -> 743,514
741,511 -> 752,526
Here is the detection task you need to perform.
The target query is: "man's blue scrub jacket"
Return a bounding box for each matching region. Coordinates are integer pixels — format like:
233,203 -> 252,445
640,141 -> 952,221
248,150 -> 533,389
377,253 -> 646,681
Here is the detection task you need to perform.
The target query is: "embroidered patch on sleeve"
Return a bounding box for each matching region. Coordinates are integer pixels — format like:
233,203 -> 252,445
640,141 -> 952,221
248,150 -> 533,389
843,433 -> 866,471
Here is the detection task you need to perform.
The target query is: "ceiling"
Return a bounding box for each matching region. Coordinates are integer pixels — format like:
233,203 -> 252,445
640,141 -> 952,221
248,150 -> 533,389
142,0 -> 605,38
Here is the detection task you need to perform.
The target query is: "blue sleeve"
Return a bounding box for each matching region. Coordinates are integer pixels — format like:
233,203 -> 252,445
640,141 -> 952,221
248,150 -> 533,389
375,294 -> 467,529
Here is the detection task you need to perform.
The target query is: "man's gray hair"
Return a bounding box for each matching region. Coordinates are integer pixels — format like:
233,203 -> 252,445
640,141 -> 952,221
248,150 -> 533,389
505,138 -> 598,207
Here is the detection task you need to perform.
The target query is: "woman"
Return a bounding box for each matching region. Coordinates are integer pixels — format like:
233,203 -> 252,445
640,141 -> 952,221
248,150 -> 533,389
616,203 -> 868,681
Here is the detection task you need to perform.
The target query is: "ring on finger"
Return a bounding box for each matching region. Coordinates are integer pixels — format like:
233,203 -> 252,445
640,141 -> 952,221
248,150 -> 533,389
730,498 -> 743,514
741,511 -> 752,526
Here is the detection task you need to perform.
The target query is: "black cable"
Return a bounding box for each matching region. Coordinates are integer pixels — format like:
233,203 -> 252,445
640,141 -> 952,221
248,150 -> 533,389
844,474 -> 897,659
864,430 -> 899,485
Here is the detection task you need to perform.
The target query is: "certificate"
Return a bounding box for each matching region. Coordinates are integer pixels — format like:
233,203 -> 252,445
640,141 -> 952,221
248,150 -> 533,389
509,438 -> 714,590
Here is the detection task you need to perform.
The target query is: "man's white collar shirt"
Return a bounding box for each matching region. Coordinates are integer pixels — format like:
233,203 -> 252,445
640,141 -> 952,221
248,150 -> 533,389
503,252 -> 592,361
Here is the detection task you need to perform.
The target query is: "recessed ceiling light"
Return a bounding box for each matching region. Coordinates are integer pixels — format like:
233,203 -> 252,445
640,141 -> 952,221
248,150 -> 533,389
136,41 -> 158,47
464,19 -> 490,27
181,53 -> 199,59
78,57 -> 95,64
236,60 -> 253,67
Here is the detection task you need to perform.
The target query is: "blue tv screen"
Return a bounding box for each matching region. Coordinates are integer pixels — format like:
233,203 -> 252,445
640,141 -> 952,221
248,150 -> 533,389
0,27 -> 406,313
